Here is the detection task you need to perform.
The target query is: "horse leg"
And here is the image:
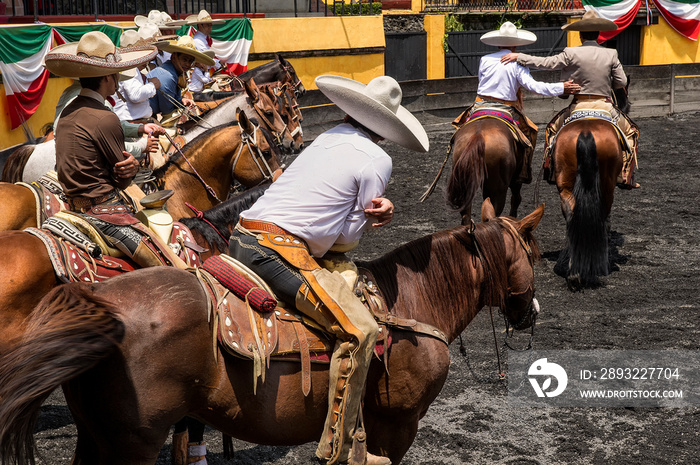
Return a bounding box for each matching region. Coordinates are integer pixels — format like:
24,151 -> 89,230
508,181 -> 523,218
365,412 -> 420,464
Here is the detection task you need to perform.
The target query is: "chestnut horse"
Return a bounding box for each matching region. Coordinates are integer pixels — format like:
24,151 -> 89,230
552,87 -> 630,290
0,111 -> 282,232
0,199 -> 543,465
422,115 -> 525,224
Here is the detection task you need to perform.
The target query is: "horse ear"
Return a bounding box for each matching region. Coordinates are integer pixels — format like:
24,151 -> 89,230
516,203 -> 545,235
237,108 -> 252,132
481,198 -> 496,222
245,78 -> 259,103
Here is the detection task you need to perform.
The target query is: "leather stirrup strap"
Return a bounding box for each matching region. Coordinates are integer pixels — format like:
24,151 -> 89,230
291,319 -> 312,396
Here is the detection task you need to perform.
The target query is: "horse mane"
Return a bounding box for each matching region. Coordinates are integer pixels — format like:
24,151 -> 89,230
179,182 -> 272,252
152,121 -> 240,179
359,220 -> 515,334
1,142 -> 41,183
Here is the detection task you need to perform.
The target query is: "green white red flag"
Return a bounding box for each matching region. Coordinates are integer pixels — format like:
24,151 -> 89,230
583,0 -> 700,41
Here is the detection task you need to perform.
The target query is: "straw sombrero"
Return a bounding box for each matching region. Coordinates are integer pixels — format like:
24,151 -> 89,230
562,10 -> 617,32
315,75 -> 429,152
161,35 -> 215,66
44,31 -> 158,78
185,10 -> 225,26
480,22 -> 537,47
135,10 -> 186,29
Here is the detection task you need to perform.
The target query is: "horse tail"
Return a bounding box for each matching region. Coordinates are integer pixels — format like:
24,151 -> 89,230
446,132 -> 486,214
566,131 -> 608,285
1,143 -> 34,183
0,283 -> 124,465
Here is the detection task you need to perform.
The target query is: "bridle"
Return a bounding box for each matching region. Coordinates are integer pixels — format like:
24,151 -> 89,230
281,61 -> 304,97
250,92 -> 288,149
161,119 -> 276,205
231,119 -> 278,187
459,217 -> 538,380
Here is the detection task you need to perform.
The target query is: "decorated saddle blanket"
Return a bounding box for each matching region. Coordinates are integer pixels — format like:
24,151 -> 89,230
26,218 -> 202,283
452,103 -> 536,151
196,255 -> 448,396
16,179 -> 67,227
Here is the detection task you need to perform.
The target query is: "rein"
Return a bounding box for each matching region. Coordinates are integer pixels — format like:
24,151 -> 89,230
459,217 -> 538,381
185,202 -> 230,245
162,131 -> 223,204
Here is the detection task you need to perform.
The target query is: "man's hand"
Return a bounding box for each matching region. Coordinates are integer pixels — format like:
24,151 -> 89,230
148,76 -> 161,89
114,152 -> 140,179
563,80 -> 581,95
144,135 -> 159,154
500,53 -> 519,64
365,197 -> 394,228
182,98 -> 196,109
141,122 -> 165,137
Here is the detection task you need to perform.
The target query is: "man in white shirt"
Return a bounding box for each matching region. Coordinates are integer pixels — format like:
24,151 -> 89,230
453,22 -> 580,183
230,75 -> 429,465
186,10 -> 224,71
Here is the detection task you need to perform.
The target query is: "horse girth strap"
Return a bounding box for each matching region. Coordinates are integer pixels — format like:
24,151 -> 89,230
356,268 -> 448,347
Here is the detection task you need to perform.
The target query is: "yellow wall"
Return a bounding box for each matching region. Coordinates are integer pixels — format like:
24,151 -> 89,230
247,16 -> 386,89
424,14 -> 445,80
640,16 -> 700,65
0,77 -> 73,148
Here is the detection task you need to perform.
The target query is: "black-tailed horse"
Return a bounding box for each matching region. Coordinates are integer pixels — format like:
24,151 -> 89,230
551,86 -> 630,290
0,199 -> 543,465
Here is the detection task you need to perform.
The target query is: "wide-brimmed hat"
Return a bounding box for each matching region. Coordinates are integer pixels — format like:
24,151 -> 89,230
185,10 -> 225,26
562,10 -> 617,32
480,22 -> 537,47
161,35 -> 215,66
44,31 -> 158,78
135,10 -> 186,30
315,74 -> 429,152
120,24 -> 170,48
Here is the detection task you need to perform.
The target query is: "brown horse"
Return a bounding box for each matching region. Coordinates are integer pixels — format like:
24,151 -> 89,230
0,199 -> 543,465
552,119 -> 623,290
260,81 -> 304,153
0,111 -> 282,232
448,117 -> 525,223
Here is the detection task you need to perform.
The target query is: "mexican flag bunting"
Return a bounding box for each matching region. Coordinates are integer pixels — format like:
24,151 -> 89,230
179,18 -> 254,75
0,24 -> 127,130
211,19 -> 254,76
583,0 -> 700,41
0,24 -> 52,130
654,0 -> 700,40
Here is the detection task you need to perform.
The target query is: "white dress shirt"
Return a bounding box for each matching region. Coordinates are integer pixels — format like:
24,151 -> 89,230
477,49 -> 564,101
240,123 -> 392,257
190,66 -> 213,92
114,72 -> 156,121
193,30 -> 220,69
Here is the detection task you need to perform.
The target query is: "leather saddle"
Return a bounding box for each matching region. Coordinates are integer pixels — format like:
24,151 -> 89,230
196,254 -> 448,396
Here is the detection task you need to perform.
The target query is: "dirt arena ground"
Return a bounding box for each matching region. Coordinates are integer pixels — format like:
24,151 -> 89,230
32,111 -> 700,464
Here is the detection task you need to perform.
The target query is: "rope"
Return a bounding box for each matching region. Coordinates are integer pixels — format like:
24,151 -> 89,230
162,131 -> 223,204
185,202 -> 230,245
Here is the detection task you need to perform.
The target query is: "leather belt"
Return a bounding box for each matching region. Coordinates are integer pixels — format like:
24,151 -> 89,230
239,218 -> 291,236
574,95 -> 612,103
476,95 -> 518,106
67,190 -> 119,213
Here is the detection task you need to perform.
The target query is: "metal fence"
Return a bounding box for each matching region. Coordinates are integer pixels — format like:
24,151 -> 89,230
10,0 -> 380,18
422,0 -> 583,12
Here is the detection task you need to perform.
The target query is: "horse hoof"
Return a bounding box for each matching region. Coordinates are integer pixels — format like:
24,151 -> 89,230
567,274 -> 583,292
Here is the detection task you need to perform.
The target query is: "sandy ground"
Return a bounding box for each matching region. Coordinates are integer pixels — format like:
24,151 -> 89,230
31,110 -> 700,464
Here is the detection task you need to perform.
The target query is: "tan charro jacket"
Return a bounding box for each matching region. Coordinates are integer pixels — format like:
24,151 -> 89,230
516,41 -> 627,98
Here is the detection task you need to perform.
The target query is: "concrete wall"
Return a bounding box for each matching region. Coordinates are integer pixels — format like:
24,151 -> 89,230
298,64 -> 700,134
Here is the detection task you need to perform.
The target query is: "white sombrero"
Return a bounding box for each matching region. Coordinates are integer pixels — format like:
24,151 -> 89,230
44,31 -> 158,78
315,74 -> 429,152
480,22 -> 537,47
120,24 -> 170,48
185,10 -> 225,26
135,10 -> 186,29
562,10 -> 617,32
161,35 -> 215,66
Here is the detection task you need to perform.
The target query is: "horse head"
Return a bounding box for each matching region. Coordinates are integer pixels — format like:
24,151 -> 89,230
261,82 -> 304,154
235,108 -> 283,188
481,198 -> 543,331
276,54 -> 305,98
244,78 -> 297,154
